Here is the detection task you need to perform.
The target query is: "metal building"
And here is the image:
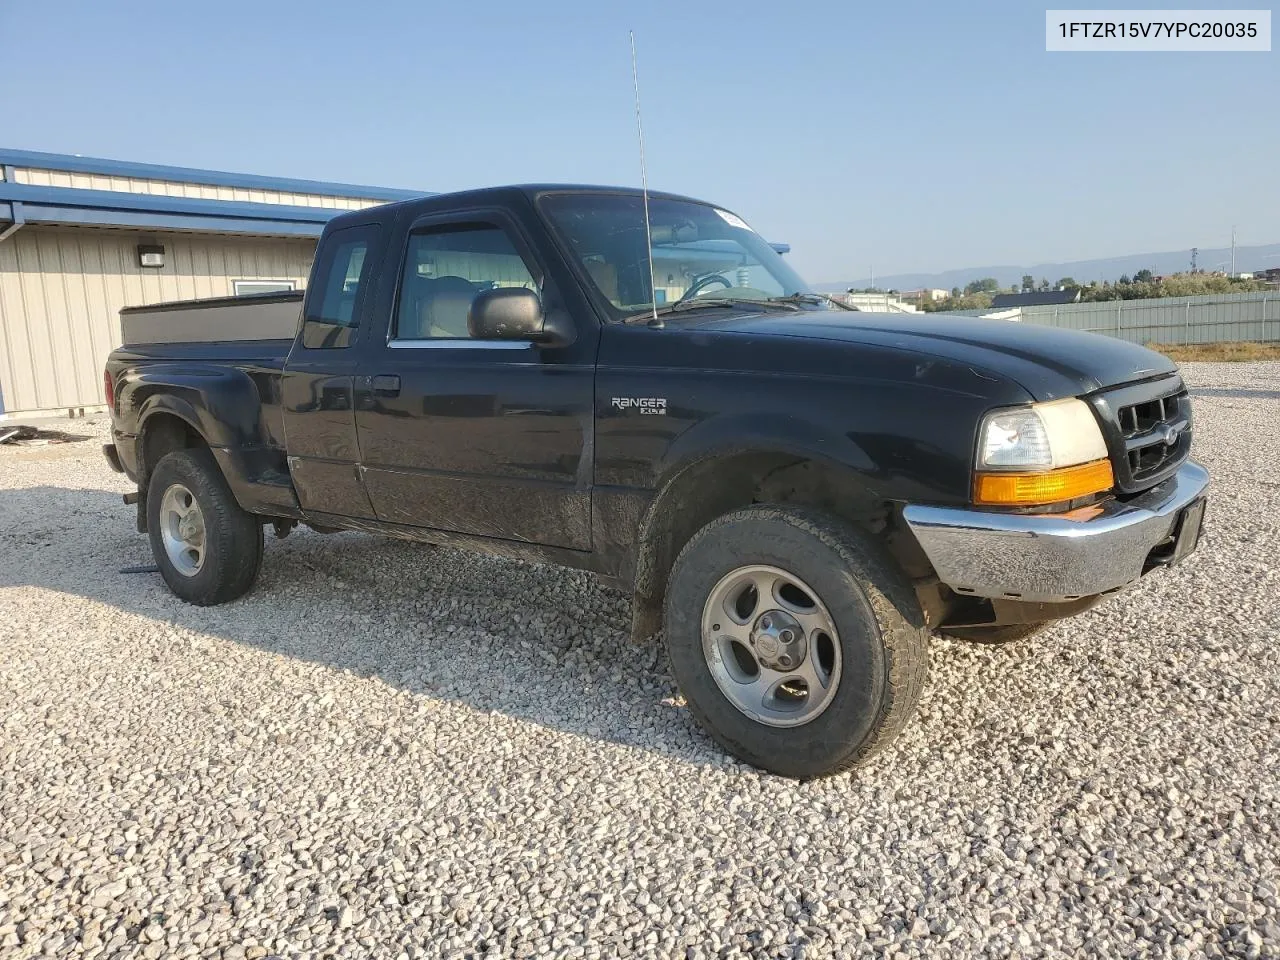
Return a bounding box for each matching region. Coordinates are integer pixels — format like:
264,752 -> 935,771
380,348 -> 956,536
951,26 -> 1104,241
0,149 -> 424,419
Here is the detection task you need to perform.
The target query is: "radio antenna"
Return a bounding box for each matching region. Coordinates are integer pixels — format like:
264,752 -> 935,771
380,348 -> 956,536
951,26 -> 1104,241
629,30 -> 662,329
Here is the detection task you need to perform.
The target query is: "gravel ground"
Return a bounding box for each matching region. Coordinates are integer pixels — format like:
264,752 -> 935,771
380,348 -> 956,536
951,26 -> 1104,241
1,361 -> 1277,960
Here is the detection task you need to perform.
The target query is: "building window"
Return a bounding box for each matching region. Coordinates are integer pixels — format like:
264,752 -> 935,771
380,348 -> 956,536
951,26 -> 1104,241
233,279 -> 297,296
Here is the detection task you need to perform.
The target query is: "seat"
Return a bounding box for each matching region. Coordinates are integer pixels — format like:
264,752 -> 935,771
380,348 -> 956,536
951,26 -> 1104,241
397,274 -> 433,339
398,275 -> 478,340
422,276 -> 476,338
585,260 -> 619,303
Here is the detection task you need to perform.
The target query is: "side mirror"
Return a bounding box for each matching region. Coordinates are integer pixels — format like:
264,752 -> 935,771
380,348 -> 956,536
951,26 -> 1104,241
468,287 -> 573,346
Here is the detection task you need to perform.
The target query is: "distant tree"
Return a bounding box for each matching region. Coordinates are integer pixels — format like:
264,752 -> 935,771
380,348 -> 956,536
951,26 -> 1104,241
1133,269 -> 1154,283
1021,274 -> 1035,292
951,286 -> 962,298
1077,270 -> 1269,303
933,291 -> 995,312
1118,274 -> 1131,285
1056,277 -> 1078,290
964,277 -> 999,295
1037,278 -> 1050,291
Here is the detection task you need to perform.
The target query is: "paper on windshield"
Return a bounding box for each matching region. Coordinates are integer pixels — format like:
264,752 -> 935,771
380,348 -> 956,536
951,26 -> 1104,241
713,209 -> 754,232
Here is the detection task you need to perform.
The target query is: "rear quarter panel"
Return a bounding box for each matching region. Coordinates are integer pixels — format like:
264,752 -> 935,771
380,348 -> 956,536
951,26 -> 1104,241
108,340 -> 291,477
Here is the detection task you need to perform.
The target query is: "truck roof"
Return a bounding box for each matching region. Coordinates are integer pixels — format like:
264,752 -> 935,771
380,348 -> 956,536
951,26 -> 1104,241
325,183 -> 719,230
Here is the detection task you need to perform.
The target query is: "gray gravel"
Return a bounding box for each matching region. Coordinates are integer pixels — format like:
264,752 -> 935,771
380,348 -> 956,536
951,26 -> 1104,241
1,361 -> 1278,959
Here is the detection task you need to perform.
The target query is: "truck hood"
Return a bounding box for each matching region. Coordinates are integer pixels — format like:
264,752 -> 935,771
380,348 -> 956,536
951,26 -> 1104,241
686,310 -> 1177,400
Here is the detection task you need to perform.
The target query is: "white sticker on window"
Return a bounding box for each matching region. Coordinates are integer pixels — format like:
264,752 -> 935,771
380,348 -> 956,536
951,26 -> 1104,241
714,209 -> 754,232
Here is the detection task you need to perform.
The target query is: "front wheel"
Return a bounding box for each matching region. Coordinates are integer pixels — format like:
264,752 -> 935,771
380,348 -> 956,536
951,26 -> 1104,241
664,506 -> 929,779
147,448 -> 263,605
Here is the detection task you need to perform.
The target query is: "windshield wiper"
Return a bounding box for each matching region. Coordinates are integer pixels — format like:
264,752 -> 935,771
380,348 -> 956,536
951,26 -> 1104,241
622,297 -> 799,324
768,292 -> 858,311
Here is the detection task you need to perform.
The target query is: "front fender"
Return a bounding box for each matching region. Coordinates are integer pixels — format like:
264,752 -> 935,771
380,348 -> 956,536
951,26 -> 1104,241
626,419 -> 886,642
623,394 -> 983,641
653,410 -> 877,493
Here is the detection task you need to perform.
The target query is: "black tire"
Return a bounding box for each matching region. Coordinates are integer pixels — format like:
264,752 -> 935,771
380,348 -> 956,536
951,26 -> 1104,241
942,622 -> 1050,645
147,448 -> 263,605
663,505 -> 929,779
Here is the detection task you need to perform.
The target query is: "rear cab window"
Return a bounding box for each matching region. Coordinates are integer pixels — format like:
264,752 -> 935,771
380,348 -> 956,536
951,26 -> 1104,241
300,223 -> 382,349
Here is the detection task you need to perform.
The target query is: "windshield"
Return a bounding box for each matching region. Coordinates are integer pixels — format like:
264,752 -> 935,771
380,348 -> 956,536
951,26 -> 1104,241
539,193 -> 814,319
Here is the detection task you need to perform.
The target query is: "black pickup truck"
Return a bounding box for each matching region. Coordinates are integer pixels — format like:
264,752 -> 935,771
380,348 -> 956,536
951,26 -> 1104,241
103,185 -> 1208,778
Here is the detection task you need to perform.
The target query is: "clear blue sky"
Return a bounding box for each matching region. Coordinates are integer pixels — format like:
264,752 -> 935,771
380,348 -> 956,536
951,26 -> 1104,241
4,0 -> 1276,283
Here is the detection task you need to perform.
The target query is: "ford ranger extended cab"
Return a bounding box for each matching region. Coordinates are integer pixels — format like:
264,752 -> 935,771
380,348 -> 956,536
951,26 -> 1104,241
103,185 -> 1208,778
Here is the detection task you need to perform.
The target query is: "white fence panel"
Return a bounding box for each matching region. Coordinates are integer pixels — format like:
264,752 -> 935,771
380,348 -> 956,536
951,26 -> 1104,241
938,291 -> 1279,345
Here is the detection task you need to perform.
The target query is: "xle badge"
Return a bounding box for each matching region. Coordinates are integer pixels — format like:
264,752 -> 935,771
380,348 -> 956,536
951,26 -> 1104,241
611,397 -> 667,415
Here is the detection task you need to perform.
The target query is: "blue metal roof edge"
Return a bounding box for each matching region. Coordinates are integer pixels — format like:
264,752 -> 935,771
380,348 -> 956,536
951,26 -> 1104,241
20,206 -> 328,238
0,178 -> 794,252
1,182 -> 340,220
0,147 -> 428,202
0,181 -> 364,236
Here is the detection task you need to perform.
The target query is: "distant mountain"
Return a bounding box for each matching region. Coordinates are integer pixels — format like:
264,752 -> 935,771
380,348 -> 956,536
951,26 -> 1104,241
816,242 -> 1280,293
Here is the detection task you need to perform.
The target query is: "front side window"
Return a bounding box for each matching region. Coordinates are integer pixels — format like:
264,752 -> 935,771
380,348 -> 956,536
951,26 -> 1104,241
301,224 -> 379,349
394,224 -> 538,340
539,193 -> 812,318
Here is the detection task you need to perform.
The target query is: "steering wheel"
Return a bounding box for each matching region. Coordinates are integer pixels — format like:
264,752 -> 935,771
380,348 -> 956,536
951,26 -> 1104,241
676,273 -> 732,304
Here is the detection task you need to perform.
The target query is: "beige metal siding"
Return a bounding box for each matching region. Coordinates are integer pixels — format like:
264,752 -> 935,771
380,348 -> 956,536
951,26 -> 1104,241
0,226 -> 316,416
13,167 -> 380,211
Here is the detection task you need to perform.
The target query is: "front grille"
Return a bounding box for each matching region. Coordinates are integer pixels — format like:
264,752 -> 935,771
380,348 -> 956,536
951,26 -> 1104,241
1090,376 -> 1192,494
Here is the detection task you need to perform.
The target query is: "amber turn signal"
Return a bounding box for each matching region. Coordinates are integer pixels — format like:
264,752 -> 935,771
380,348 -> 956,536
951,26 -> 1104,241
974,458 -> 1115,507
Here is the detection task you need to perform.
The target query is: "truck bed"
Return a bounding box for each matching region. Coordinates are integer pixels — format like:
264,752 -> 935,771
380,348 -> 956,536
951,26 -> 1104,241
120,291 -> 303,346
109,339 -> 293,364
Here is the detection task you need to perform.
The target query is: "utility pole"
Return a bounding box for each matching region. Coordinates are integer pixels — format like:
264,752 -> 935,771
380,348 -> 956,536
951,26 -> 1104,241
1231,226 -> 1236,275
1191,247 -> 1198,273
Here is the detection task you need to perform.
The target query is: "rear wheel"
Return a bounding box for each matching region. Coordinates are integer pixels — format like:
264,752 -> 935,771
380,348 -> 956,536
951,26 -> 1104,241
147,449 -> 263,605
943,622 -> 1050,645
664,505 -> 929,779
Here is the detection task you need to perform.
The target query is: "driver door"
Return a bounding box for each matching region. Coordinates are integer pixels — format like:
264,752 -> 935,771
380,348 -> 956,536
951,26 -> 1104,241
354,212 -> 594,550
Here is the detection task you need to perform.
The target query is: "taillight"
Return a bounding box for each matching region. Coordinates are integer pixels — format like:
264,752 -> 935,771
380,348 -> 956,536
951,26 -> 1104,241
103,369 -> 115,410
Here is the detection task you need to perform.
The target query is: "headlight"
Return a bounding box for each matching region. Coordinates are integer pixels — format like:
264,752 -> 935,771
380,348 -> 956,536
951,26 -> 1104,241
977,398 -> 1106,470
979,408 -> 1053,468
974,398 -> 1113,506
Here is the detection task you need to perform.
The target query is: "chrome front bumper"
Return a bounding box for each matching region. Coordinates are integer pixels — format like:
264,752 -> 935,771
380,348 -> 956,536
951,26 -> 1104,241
903,461 -> 1209,603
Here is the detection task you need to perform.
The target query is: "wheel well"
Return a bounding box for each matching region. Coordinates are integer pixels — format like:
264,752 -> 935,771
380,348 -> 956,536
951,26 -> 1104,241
139,413 -> 207,487
630,453 -> 932,641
